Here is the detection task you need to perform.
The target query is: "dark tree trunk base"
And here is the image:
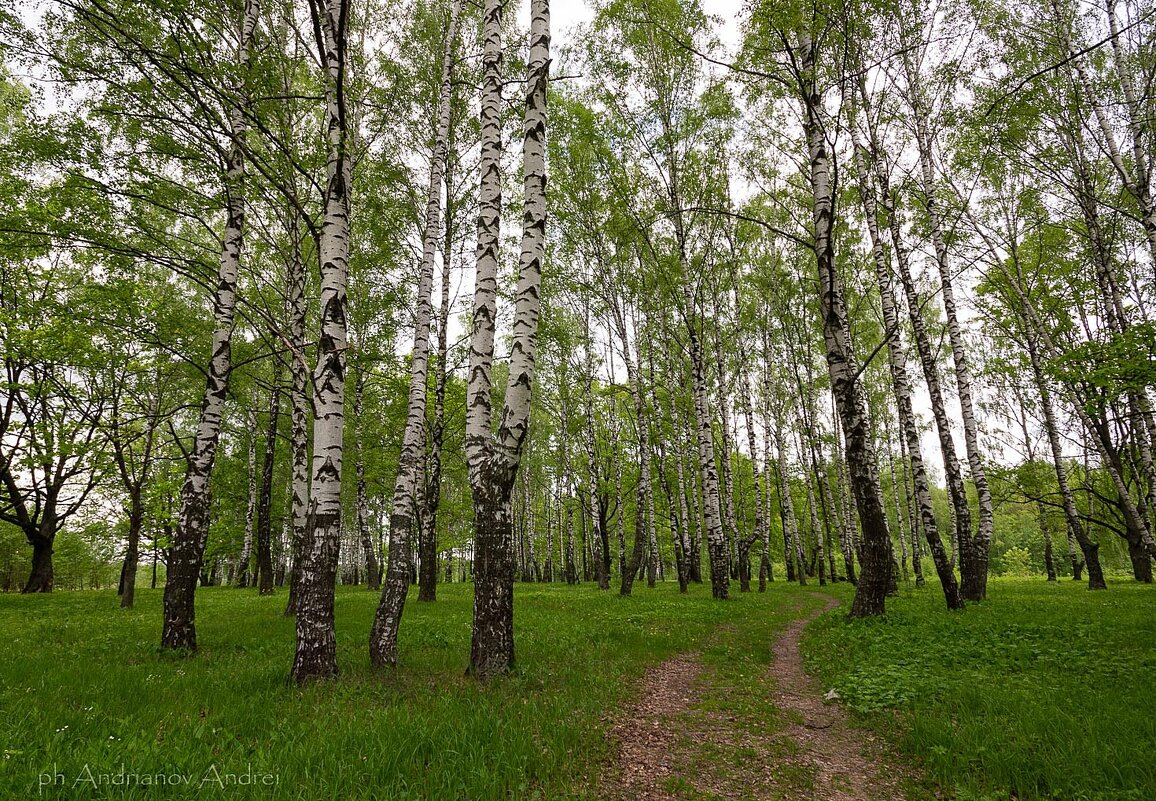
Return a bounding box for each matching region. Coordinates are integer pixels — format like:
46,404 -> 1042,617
23,539 -> 54,593
121,555 -> 138,609
469,490 -> 516,680
1080,542 -> 1105,590
290,517 -> 340,685
959,551 -> 989,601
1126,538 -> 1153,583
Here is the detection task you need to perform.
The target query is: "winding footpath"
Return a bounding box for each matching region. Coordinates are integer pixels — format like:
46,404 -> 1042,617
604,593 -> 914,801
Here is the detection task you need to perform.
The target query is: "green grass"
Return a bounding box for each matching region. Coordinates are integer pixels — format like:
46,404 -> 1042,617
802,577 -> 1156,801
666,589 -> 830,801
0,580 -> 801,800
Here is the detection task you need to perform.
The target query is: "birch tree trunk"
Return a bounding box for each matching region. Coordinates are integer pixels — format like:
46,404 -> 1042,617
643,337 -> 659,589
160,0 -> 259,650
255,362 -> 282,595
1027,332 -> 1107,589
558,365 -> 574,585
544,482 -> 554,582
796,428 -> 826,585
565,479 -> 577,584
977,205 -> 1118,585
237,406 -> 258,587
773,416 -> 805,585
899,430 -> 925,586
796,30 -> 891,616
420,0 -> 465,605
739,365 -> 765,593
850,117 -> 962,609
900,38 -> 993,601
679,270 -> 729,598
885,170 -> 974,584
713,324 -> 739,581
658,353 -> 693,592
583,306 -> 609,590
290,0 -> 351,684
354,369 -> 379,590
656,412 -> 689,593
682,406 -> 704,584
832,415 -> 858,584
885,418 -> 908,582
284,213 -> 311,617
611,305 -> 652,595
759,352 -> 777,586
609,356 -> 627,581
465,0 -> 549,679
368,0 -> 462,668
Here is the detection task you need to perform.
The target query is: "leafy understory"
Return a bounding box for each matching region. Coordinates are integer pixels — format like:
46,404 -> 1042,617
804,579 -> 1156,801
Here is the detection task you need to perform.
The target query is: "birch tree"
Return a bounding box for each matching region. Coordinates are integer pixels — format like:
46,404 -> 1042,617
162,0 -> 260,650
289,0 -> 352,684
368,0 -> 463,670
464,0 -> 550,679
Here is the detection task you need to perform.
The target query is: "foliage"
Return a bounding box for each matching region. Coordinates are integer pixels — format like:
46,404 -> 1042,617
804,579 -> 1156,801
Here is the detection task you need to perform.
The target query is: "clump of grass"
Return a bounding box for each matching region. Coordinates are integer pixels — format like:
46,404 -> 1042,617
802,578 -> 1156,801
0,581 -> 795,800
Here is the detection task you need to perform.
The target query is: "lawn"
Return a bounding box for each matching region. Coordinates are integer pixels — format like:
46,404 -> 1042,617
5,577 -> 1153,800
0,580 -> 802,800
803,578 -> 1156,801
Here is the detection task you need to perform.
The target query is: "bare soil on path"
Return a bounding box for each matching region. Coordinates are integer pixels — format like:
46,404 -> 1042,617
602,592 -> 915,801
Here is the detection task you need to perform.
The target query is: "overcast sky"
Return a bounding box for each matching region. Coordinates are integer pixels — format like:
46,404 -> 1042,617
546,0 -> 746,54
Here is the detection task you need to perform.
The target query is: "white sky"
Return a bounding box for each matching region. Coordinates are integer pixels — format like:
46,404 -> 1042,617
549,0 -> 746,52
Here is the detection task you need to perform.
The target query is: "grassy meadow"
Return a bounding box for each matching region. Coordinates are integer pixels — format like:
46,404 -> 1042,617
0,581 -> 803,800
0,577 -> 1153,800
804,578 -> 1156,801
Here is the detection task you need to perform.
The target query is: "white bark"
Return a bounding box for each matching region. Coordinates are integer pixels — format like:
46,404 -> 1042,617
850,107 -> 961,607
284,211 -> 310,616
371,0 -> 463,668
237,405 -> 258,586
899,27 -> 993,597
161,0 -> 259,651
290,0 -> 351,684
466,0 -> 550,679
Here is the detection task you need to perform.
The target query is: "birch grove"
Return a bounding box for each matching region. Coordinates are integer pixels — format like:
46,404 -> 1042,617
3,0 -> 1154,690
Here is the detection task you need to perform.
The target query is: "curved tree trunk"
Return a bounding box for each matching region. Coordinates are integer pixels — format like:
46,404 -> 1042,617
796,30 -> 891,616
850,115 -> 962,609
370,0 -> 462,668
899,35 -> 993,601
161,0 -> 259,649
1027,335 -> 1107,589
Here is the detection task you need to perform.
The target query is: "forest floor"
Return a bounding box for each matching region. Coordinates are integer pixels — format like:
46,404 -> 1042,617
604,591 -> 913,801
0,578 -> 1153,800
805,577 -> 1156,801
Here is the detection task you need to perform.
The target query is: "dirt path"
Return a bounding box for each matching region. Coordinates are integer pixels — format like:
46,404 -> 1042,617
769,594 -> 910,800
603,593 -> 913,801
606,653 -> 705,800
